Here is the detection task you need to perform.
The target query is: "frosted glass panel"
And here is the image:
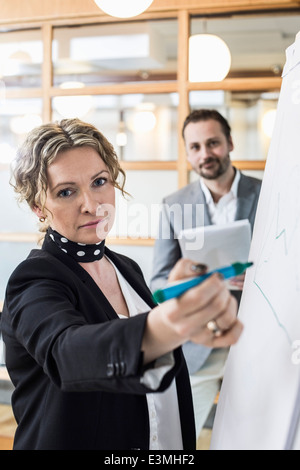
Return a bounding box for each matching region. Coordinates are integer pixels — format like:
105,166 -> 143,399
0,98 -> 42,163
0,28 -> 43,89
190,14 -> 300,75
189,90 -> 279,161
0,169 -> 37,232
52,20 -> 178,86
111,170 -> 178,239
0,97 -> 42,232
52,93 -> 178,161
0,242 -> 39,301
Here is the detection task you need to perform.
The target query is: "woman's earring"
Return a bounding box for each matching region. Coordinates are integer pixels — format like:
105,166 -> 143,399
39,216 -> 46,223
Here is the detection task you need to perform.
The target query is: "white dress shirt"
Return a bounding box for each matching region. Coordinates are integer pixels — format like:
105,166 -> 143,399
107,257 -> 183,450
200,169 -> 241,225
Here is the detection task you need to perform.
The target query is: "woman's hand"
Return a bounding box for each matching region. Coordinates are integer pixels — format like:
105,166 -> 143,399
161,259 -> 242,347
229,273 -> 245,290
142,259 -> 243,364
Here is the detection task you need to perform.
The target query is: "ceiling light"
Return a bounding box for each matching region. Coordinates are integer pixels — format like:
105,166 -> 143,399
94,0 -> 153,18
189,34 -> 231,82
53,81 -> 93,119
131,111 -> 156,133
116,132 -> 127,147
4,50 -> 33,76
262,109 -> 277,138
10,114 -> 42,135
9,50 -> 32,63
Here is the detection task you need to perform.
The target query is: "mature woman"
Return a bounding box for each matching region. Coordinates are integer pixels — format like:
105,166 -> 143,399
1,119 -> 242,450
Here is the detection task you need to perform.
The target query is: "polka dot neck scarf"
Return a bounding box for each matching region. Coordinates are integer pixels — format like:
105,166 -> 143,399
48,227 -> 105,263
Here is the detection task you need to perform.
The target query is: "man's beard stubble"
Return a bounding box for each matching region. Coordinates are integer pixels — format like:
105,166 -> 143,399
198,154 -> 231,180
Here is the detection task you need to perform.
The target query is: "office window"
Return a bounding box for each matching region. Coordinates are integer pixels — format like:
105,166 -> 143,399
0,97 -> 42,230
0,28 -> 43,89
190,14 -> 299,78
52,93 -> 178,161
52,19 -> 178,86
189,90 -> 279,161
112,170 -> 178,239
0,242 -> 38,301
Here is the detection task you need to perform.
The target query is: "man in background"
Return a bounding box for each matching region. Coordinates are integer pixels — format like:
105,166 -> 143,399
150,109 -> 262,439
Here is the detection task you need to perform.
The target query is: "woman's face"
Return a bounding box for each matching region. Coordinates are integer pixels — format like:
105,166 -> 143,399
34,146 -> 116,244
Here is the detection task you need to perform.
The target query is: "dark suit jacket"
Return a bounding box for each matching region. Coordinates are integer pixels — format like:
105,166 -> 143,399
1,233 -> 195,450
150,171 -> 262,373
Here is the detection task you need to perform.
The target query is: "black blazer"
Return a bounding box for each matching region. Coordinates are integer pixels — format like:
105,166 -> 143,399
1,233 -> 195,450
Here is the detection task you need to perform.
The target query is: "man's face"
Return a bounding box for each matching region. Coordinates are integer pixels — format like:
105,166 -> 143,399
184,119 -> 234,180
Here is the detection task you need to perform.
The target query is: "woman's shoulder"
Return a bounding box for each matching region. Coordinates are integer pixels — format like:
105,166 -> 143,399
7,247 -> 76,286
4,248 -> 81,313
19,246 -> 61,266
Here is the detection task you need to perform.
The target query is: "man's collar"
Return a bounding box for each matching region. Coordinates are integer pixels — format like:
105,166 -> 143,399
199,167 -> 241,202
230,168 -> 241,198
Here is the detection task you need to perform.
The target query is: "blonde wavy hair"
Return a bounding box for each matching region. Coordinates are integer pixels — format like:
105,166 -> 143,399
12,118 -> 127,228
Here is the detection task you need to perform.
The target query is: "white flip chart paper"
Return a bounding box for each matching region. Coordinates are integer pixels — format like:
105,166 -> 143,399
211,34 -> 300,450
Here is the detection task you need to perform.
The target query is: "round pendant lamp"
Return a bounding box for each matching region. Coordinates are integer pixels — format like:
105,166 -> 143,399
262,109 -> 277,138
53,82 -> 93,119
189,34 -> 231,82
94,0 -> 154,18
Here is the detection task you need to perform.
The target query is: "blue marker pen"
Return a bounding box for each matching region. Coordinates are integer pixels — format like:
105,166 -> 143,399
153,261 -> 253,303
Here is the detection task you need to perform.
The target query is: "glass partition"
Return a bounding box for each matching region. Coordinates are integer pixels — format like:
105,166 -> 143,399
190,13 -> 300,78
52,93 -> 179,161
0,242 -> 39,302
0,97 -> 42,233
0,28 -> 43,88
0,98 -> 42,163
112,170 -> 178,239
189,90 -> 279,161
52,19 -> 178,86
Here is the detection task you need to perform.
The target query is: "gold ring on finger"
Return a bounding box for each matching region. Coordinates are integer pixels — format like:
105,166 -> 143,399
206,320 -> 223,337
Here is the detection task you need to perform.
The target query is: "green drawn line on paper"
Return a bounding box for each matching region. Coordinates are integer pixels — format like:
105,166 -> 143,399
275,228 -> 288,255
253,177 -> 300,348
253,280 -> 292,346
275,194 -> 288,255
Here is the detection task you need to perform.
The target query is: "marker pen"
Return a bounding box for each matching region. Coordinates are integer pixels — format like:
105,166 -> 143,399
153,261 -> 253,303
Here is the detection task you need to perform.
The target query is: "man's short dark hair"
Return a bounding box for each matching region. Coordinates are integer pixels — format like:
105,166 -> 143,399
182,109 -> 231,142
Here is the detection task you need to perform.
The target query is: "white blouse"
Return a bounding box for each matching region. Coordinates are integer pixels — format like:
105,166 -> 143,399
108,257 -> 183,450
